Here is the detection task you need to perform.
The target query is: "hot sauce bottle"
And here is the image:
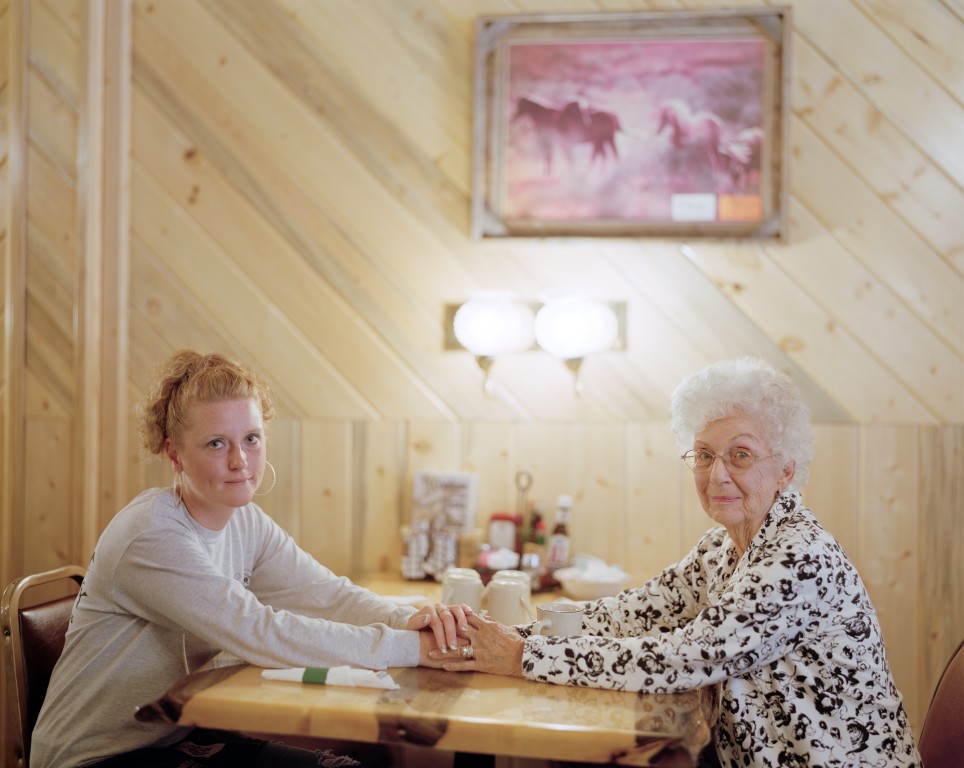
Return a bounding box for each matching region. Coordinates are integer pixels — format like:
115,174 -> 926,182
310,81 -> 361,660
546,494 -> 573,572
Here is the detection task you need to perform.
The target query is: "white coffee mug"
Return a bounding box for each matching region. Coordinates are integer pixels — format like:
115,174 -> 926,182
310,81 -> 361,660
533,601 -> 584,636
484,577 -> 535,625
440,567 -> 483,612
491,569 -> 532,591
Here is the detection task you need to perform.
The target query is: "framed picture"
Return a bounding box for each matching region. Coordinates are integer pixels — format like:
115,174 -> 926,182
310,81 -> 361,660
471,8 -> 790,240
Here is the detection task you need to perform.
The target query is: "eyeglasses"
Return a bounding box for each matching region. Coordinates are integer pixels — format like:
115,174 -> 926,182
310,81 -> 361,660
681,448 -> 775,473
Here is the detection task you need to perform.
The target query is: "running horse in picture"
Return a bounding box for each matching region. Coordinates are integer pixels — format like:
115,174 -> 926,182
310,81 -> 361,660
512,96 -> 622,175
718,126 -> 765,189
656,98 -> 726,175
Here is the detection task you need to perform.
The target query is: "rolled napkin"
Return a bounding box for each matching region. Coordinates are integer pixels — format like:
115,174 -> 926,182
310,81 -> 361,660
261,666 -> 399,690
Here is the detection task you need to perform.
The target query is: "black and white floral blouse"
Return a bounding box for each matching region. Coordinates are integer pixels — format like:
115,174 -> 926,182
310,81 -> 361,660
521,492 -> 921,767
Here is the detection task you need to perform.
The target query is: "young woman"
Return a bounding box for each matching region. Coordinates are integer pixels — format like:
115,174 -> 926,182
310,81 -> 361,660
32,350 -> 469,768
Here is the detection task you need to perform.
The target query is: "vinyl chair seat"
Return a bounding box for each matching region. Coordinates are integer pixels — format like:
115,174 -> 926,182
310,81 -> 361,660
918,637 -> 964,768
2,565 -> 85,768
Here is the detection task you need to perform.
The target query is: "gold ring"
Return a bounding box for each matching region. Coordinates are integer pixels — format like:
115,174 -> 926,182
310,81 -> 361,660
460,645 -> 474,658
437,607 -> 451,614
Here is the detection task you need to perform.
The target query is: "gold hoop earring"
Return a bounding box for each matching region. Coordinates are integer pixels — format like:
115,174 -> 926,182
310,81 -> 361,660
172,471 -> 183,505
254,461 -> 277,496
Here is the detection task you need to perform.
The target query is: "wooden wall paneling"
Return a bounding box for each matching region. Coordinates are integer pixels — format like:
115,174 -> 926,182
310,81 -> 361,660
357,420 -> 408,575
24,224 -> 73,341
124,406 -> 151,514
25,79 -> 77,585
917,425 -> 964,715
573,354 -> 667,423
788,117 -> 963,362
27,67 -> 77,173
262,417 -> 297,538
513,423 -> 578,537
461,421 -> 515,537
92,0 -> 132,535
857,425 -> 921,734
130,93 -> 454,423
206,0 -> 472,242
406,421 -> 463,480
489,354 -> 625,422
624,422 -> 687,579
24,286 -> 73,412
686,235 -> 936,422
28,0 -> 81,107
131,166 -> 381,419
794,0 -> 963,186
1,0 -> 26,605
26,141 -> 75,268
23,288 -> 72,411
123,431 -> 159,511
603,242 -> 850,422
24,420 -> 74,569
0,1 -> 9,147
850,0 -> 964,90
127,239 -> 310,417
77,0 -> 107,574
791,33 -> 963,264
806,424 -> 859,559
274,0 -> 475,195
132,1 -> 505,422
0,0 -> 19,765
138,0 -> 472,311
512,423 -> 625,567
775,202 -> 962,422
299,420 -> 353,576
566,423 -> 626,565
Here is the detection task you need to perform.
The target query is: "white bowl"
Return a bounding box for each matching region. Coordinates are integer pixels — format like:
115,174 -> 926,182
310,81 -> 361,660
554,566 -> 631,600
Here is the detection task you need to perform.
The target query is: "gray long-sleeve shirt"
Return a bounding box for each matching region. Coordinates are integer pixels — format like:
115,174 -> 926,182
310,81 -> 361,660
31,487 -> 420,768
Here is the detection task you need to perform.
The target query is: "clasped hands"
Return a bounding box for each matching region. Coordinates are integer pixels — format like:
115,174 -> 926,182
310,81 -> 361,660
408,602 -> 525,677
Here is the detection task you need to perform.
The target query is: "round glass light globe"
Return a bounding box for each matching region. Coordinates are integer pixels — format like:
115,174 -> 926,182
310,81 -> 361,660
453,298 -> 535,357
534,297 -> 618,359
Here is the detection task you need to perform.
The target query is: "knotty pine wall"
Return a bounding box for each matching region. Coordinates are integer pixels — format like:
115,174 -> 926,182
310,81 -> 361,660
1,0 -> 961,758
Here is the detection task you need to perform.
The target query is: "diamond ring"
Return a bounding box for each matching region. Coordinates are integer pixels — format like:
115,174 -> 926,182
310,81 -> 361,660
460,645 -> 474,658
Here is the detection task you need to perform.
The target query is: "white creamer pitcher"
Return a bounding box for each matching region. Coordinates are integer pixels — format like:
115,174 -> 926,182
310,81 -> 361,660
483,576 -> 535,625
440,567 -> 483,612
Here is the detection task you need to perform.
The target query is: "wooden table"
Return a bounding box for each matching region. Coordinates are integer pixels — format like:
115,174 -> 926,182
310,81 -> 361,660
136,575 -> 715,765
138,662 -> 714,766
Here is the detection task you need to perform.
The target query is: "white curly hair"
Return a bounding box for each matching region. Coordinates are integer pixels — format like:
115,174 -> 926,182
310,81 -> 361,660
669,357 -> 814,488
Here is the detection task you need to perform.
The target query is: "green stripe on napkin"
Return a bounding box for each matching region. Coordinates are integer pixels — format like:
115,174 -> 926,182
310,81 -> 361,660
303,667 -> 330,684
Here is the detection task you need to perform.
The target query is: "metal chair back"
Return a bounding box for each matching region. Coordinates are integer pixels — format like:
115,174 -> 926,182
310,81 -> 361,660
1,565 -> 85,768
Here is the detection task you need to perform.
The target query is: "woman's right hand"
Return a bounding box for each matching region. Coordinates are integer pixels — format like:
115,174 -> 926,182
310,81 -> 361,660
417,624 -> 471,668
408,602 -> 472,662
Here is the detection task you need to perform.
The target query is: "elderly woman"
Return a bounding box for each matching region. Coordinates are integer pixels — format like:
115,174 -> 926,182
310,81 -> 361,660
438,358 -> 921,767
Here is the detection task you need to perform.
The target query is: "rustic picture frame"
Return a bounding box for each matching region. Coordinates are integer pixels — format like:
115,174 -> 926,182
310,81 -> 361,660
471,8 -> 790,240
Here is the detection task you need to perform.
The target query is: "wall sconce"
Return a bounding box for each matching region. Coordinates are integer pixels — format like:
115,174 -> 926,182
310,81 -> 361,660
534,297 -> 621,395
447,295 -> 537,394
445,295 -> 625,395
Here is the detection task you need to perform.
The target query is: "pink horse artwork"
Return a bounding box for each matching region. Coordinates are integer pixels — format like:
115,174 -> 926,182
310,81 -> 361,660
656,98 -> 726,175
719,127 -> 765,189
513,96 -> 622,175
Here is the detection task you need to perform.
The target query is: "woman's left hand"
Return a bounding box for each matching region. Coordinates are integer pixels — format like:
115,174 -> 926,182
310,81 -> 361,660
430,613 -> 525,677
407,602 -> 473,656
